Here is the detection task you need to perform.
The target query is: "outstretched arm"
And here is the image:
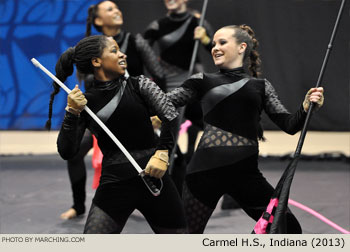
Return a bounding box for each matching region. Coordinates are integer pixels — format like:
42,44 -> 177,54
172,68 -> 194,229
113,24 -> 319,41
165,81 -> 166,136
264,80 -> 324,135
264,79 -> 305,135
136,75 -> 179,178
166,74 -> 200,108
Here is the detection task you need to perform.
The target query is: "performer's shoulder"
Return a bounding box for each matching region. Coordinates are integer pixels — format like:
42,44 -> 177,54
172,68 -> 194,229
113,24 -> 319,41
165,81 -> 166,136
249,76 -> 267,86
204,71 -> 225,80
145,19 -> 160,31
189,72 -> 204,80
249,77 -> 274,95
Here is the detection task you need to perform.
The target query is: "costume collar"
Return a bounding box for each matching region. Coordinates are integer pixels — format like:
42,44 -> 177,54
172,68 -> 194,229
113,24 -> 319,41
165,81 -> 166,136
219,67 -> 249,78
167,11 -> 191,22
113,30 -> 125,45
93,76 -> 125,91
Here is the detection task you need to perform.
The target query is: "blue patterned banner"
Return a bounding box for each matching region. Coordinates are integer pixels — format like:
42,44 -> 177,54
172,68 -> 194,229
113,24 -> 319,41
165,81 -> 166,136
0,0 -> 97,129
1,0 -> 348,131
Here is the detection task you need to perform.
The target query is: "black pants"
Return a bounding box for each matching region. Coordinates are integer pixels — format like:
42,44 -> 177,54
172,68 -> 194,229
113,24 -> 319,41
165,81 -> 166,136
66,129 -> 93,215
183,154 -> 302,234
84,172 -> 187,234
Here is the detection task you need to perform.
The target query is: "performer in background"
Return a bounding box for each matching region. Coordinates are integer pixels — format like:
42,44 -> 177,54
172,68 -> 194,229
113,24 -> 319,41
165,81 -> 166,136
49,35 -> 187,233
144,0 -> 213,195
60,0 -> 166,219
144,0 -> 212,89
86,0 -> 165,86
166,24 -> 324,233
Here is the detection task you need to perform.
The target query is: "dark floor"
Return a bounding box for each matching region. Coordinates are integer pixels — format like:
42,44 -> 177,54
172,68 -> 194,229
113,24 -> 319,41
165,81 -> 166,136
0,154 -> 349,234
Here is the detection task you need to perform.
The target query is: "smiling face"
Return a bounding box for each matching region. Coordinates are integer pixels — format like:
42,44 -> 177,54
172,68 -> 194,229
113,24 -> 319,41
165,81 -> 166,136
95,1 -> 123,28
211,28 -> 247,69
94,37 -> 127,80
164,0 -> 188,13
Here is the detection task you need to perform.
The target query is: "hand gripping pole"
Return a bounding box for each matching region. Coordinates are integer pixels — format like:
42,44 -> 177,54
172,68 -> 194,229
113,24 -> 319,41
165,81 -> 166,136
268,0 -> 347,233
31,58 -> 161,196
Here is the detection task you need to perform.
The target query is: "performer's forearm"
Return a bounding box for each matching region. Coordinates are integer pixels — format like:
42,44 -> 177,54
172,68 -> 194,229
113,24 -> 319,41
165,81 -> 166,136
57,112 -> 86,160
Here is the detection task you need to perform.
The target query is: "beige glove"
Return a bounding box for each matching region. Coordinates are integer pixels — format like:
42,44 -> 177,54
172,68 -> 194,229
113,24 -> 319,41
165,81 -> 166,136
144,150 -> 169,179
303,87 -> 324,112
65,85 -> 87,115
194,26 -> 210,45
151,116 -> 162,130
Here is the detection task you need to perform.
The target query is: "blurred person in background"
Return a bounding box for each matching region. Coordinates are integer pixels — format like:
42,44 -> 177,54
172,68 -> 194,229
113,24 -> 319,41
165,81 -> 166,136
144,0 -> 213,196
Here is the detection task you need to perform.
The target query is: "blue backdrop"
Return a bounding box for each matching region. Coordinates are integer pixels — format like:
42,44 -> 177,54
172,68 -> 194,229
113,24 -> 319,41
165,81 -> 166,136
0,0 -> 98,130
1,0 -> 349,130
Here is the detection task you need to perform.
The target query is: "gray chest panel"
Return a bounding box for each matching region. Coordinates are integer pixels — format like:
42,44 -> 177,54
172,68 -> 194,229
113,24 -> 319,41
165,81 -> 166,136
201,78 -> 250,115
159,17 -> 192,51
96,80 -> 127,123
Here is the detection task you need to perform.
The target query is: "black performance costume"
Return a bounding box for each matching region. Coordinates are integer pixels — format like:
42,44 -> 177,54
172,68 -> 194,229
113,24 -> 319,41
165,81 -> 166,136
144,10 -> 212,121
113,30 -> 165,88
144,11 -> 213,192
144,11 -> 212,79
66,30 -> 165,216
167,67 -> 306,233
58,75 -> 186,233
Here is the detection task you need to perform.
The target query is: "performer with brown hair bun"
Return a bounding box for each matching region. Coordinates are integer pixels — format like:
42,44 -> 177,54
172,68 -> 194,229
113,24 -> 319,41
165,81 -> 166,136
167,24 -> 324,233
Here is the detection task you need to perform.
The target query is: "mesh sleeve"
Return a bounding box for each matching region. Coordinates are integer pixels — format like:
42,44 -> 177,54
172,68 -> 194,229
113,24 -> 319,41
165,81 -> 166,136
166,74 -> 200,107
264,79 -> 306,134
137,75 -> 178,122
263,79 -> 290,114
